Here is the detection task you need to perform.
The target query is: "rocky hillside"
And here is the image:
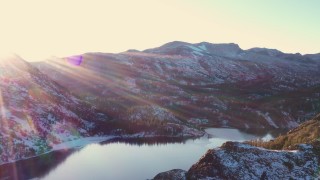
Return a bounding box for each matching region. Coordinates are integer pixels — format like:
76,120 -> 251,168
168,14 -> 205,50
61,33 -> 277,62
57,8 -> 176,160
0,55 -> 113,164
153,114 -> 320,179
34,41 -> 320,129
248,113 -> 320,150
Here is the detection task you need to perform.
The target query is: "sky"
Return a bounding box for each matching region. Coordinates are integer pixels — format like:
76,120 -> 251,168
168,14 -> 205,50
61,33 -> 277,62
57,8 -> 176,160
0,0 -> 319,61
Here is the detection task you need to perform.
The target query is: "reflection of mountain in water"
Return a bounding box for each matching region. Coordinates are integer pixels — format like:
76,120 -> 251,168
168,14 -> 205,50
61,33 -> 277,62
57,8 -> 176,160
102,137 -> 194,146
0,129 -> 286,180
0,150 -> 74,180
0,137 -> 190,180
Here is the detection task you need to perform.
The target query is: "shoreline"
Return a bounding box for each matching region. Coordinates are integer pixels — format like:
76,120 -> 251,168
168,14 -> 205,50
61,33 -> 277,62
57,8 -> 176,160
0,127 -> 285,167
0,133 -> 207,167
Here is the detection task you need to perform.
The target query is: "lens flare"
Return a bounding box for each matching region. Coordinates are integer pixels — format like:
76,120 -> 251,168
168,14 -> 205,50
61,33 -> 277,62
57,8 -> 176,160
66,55 -> 83,66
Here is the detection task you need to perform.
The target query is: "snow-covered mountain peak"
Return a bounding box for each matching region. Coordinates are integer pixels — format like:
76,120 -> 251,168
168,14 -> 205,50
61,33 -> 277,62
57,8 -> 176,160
146,41 -> 240,57
142,41 -> 243,58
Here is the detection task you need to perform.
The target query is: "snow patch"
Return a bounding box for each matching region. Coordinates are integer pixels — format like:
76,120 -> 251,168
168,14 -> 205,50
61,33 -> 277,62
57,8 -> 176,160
257,111 -> 279,128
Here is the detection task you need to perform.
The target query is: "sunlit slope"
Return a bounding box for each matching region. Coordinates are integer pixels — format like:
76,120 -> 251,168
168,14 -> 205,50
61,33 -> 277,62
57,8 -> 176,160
248,114 -> 320,150
0,55 -> 109,164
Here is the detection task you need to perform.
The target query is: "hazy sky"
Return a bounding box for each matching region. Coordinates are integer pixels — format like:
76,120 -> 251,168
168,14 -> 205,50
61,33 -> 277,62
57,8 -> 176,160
0,0 -> 319,61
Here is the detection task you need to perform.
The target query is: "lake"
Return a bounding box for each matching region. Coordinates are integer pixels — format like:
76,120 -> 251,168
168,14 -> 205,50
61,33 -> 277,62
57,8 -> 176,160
0,128 -> 282,180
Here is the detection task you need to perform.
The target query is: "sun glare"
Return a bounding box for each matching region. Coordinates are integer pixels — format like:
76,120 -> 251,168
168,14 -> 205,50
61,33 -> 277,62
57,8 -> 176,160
0,51 -> 14,61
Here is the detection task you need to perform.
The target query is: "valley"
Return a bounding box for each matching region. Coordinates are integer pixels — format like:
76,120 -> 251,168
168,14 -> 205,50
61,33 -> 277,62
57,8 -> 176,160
0,41 -> 319,179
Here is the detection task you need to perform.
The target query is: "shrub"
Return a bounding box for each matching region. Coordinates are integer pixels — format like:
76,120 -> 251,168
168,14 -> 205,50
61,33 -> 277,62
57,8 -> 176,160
247,117 -> 320,150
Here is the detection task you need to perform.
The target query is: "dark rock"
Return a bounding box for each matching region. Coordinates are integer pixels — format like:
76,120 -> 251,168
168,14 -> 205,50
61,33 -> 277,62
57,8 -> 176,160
153,169 -> 186,180
186,142 -> 319,179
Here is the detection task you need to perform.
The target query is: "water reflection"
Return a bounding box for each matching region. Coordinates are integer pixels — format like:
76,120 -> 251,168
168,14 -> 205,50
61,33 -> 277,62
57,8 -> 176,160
0,150 -> 74,180
102,137 -> 194,146
0,128 -> 285,180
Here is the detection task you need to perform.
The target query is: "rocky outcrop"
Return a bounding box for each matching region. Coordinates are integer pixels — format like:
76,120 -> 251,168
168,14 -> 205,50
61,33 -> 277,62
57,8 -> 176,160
187,142 -> 319,179
153,169 -> 186,180
153,142 -> 319,180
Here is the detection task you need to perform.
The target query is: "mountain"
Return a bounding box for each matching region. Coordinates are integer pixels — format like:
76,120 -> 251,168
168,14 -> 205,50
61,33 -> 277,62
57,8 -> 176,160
153,114 -> 320,179
34,41 -> 320,130
144,41 -> 242,58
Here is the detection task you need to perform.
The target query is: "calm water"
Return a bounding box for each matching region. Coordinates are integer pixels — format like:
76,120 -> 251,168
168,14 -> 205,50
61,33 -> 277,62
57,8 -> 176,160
0,128 -> 282,180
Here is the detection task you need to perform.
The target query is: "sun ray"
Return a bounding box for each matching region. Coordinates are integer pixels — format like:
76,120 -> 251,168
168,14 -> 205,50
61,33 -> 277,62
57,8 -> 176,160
0,85 -> 19,179
44,57 -> 157,107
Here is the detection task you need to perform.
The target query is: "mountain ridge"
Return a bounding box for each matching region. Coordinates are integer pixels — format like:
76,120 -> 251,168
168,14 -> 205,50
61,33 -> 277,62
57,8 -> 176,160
141,41 -> 319,60
34,41 -> 320,130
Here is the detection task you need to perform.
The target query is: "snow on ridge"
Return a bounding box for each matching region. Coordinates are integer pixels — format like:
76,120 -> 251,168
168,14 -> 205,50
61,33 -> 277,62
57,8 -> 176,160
198,44 -> 207,51
186,45 -> 204,53
257,111 -> 279,128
